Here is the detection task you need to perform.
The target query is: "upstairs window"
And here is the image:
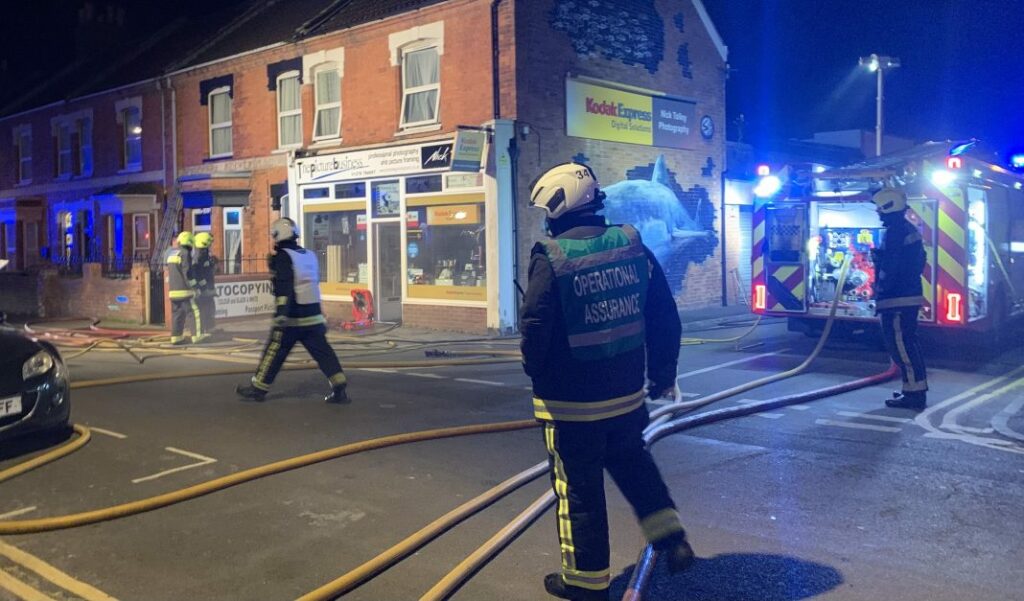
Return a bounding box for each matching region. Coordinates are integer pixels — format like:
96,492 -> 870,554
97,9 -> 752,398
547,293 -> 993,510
208,87 -> 233,158
313,65 -> 341,140
77,117 -> 93,176
122,106 -> 142,169
56,123 -> 73,177
400,46 -> 440,128
277,71 -> 302,148
15,127 -> 31,183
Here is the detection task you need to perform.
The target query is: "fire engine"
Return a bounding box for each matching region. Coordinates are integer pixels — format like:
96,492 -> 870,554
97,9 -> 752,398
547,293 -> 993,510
750,142 -> 1024,336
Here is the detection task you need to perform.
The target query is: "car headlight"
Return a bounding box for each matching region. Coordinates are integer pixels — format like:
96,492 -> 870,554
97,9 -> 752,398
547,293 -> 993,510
23,350 -> 54,380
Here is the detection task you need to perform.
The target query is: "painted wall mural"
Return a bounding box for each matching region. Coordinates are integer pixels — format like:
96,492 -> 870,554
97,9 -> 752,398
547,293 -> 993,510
601,155 -> 718,295
550,0 -> 665,73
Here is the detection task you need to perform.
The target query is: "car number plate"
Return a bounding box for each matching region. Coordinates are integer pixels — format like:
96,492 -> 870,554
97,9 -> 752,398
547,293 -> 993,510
0,395 -> 22,418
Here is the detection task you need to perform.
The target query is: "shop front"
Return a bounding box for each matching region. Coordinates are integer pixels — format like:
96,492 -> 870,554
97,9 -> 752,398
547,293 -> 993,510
292,138 -> 493,331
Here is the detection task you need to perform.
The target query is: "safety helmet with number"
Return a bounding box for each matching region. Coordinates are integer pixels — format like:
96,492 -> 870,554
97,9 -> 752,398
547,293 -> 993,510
529,162 -> 606,220
177,231 -> 194,247
194,232 -> 213,249
872,187 -> 908,214
271,217 -> 299,242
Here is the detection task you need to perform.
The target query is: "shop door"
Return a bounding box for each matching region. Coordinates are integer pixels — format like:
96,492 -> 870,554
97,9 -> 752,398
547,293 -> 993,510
373,222 -> 402,322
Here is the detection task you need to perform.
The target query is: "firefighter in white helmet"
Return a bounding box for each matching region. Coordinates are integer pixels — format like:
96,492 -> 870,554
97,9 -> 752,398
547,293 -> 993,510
236,217 -> 349,403
521,162 -> 694,601
871,187 -> 928,410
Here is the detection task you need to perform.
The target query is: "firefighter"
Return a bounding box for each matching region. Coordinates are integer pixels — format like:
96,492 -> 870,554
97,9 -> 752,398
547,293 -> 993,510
236,217 -> 349,404
193,232 -> 217,341
521,163 -> 695,601
872,187 -> 928,410
166,231 -> 202,345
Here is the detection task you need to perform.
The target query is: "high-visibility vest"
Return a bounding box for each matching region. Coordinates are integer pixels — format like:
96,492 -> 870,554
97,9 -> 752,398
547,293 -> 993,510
282,247 -> 321,305
538,225 -> 649,361
166,247 -> 194,300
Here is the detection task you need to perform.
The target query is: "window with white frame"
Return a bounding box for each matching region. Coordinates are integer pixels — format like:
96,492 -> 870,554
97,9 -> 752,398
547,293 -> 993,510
57,123 -> 73,177
209,87 -> 233,157
400,45 -> 440,128
15,127 -> 32,183
223,208 -> 243,274
313,64 -> 341,140
122,107 -> 142,169
277,71 -> 302,147
77,117 -> 93,176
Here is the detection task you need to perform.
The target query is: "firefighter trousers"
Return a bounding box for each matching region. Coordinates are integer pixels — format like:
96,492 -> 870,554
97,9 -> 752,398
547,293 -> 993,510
543,406 -> 684,592
197,294 -> 217,335
170,298 -> 201,343
880,306 -> 928,393
251,324 -> 346,391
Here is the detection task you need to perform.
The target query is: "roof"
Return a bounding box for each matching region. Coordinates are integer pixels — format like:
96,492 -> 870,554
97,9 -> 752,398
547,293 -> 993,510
1,0 -> 449,119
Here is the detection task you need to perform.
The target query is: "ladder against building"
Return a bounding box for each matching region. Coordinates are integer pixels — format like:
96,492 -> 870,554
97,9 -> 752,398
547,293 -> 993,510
151,186 -> 183,269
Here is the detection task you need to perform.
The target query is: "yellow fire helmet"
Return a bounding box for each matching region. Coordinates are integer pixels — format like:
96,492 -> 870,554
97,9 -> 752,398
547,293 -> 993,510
177,231 -> 195,247
194,232 -> 213,249
872,187 -> 908,214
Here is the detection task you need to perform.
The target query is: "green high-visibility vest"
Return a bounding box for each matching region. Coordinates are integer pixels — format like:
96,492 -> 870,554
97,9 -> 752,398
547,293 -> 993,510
539,225 -> 649,361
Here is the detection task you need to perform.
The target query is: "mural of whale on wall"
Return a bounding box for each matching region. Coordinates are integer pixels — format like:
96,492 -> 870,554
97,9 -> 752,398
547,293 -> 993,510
601,155 -> 716,295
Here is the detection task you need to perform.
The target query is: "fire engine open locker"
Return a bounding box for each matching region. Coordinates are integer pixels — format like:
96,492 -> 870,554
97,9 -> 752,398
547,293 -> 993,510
751,143 -> 1024,337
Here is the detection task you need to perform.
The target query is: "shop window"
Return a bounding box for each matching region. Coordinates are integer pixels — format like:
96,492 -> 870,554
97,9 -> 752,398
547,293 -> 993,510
372,180 -> 401,218
335,182 -> 366,199
304,209 -> 368,294
406,174 -> 442,194
400,46 -> 440,128
277,71 -> 302,148
209,87 -> 233,158
122,106 -> 142,169
406,199 -> 486,302
15,126 -> 32,183
223,208 -> 243,274
192,208 -> 212,232
133,214 -> 152,253
313,64 -> 341,140
56,123 -> 73,177
445,172 -> 482,189
303,187 -> 331,200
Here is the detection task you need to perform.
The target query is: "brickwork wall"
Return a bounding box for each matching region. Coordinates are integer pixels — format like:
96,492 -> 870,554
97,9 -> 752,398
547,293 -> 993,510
723,203 -> 743,305
41,263 -> 148,322
402,303 -> 488,333
514,0 -> 727,309
0,272 -> 43,317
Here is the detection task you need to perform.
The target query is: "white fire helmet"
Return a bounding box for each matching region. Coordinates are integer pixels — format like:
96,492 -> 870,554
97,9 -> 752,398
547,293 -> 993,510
528,162 -> 605,220
872,187 -> 908,214
271,217 -> 299,242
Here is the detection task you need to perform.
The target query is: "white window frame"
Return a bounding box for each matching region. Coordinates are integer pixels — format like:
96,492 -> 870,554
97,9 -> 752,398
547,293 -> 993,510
277,71 -> 303,148
132,213 -> 152,252
311,64 -> 341,141
122,107 -> 143,170
77,117 -> 93,177
192,208 -> 213,232
57,123 -> 73,178
223,208 -> 244,274
14,125 -> 32,184
399,43 -> 441,130
208,86 -> 233,158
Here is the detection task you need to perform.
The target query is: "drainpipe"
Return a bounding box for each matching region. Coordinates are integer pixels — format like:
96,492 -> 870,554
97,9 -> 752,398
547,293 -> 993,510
720,166 -> 728,306
490,0 -> 504,120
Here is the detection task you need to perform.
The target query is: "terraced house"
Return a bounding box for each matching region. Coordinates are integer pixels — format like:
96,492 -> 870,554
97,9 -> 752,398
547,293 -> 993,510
0,0 -> 727,333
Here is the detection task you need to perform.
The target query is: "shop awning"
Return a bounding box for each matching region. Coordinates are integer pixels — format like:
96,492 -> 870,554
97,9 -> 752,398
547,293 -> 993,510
179,173 -> 251,208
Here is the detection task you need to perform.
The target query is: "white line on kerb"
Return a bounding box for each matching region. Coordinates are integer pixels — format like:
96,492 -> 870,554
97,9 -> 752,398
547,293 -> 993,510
675,349 -> 788,381
131,447 -> 217,484
88,427 -> 127,439
816,419 -> 902,433
454,378 -> 505,387
0,506 -> 37,520
836,411 -> 913,424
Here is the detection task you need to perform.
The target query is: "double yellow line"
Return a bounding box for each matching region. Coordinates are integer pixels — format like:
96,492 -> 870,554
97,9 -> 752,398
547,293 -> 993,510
0,539 -> 117,601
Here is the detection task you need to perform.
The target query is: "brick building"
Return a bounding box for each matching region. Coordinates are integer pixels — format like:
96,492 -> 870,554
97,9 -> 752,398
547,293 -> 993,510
0,0 -> 727,332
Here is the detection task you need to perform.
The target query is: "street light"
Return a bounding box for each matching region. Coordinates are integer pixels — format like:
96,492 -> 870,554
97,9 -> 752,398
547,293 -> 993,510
859,54 -> 900,157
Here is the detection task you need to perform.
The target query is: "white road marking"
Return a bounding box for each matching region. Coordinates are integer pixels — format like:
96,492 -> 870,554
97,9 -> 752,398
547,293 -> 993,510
789,405 -> 811,410
675,350 -> 788,381
405,372 -> 445,379
991,396 -> 1024,442
916,367 -> 1024,455
131,447 -> 217,484
754,412 -> 784,419
679,392 -> 701,398
0,506 -> 37,520
454,378 -> 505,387
816,419 -> 902,433
88,427 -> 126,439
358,368 -> 398,374
957,426 -> 995,434
837,411 -> 913,424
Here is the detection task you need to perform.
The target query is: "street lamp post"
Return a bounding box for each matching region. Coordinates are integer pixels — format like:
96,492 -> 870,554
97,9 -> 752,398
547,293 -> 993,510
859,54 -> 901,157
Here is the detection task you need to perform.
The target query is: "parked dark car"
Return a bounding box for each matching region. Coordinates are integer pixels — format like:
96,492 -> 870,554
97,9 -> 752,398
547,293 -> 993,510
0,314 -> 71,441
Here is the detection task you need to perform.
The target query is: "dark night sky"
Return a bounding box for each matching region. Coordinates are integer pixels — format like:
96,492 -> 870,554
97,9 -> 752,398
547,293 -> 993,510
702,0 -> 1024,161
2,1 -> 1021,161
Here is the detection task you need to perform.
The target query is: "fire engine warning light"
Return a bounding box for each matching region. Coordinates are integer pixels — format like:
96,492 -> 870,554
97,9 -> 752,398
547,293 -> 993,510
753,284 -> 767,312
756,164 -> 771,177
945,292 -> 963,323
945,156 -> 963,170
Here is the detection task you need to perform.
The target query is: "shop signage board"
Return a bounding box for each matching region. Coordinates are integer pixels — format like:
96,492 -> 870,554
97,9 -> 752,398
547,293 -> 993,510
565,78 -> 698,150
214,279 -> 276,318
451,129 -> 487,172
296,140 -> 454,184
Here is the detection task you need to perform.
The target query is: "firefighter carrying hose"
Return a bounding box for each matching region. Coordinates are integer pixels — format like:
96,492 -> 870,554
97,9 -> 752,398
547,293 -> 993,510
872,187 -> 928,410
521,163 -> 695,601
166,231 -> 202,345
193,232 -> 217,340
236,218 -> 350,404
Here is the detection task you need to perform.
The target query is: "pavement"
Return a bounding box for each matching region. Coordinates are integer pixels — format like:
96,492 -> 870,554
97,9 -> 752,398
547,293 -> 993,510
2,316 -> 1023,601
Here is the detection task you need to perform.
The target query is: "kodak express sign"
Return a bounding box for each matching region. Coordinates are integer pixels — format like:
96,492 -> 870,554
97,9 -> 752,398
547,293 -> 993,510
565,78 -> 697,150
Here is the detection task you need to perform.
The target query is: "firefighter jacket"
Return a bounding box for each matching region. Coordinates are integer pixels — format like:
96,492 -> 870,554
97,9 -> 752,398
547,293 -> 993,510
520,217 -> 681,422
270,240 -> 326,327
166,246 -> 196,300
193,248 -> 217,295
873,214 -> 926,312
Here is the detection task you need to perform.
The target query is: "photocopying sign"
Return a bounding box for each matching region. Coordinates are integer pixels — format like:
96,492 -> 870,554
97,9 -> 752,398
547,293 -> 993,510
214,279 -> 276,318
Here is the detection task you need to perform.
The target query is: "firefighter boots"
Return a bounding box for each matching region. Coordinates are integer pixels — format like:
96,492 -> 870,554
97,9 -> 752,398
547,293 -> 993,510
236,384 -> 268,402
325,384 -> 351,404
885,391 -> 926,411
657,535 -> 696,573
543,574 -> 609,601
